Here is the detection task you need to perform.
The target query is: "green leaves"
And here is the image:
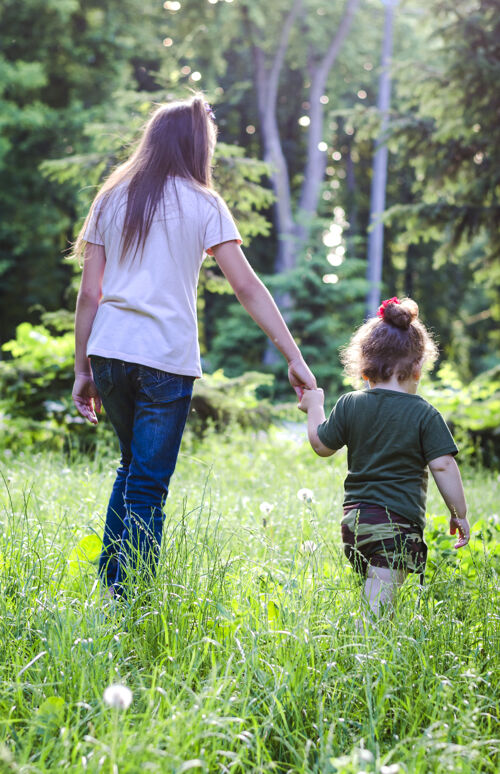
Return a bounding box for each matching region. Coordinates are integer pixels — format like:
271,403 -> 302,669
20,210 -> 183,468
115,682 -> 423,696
387,0 -> 500,261
2,322 -> 73,371
0,59 -> 48,93
0,321 -> 99,450
67,534 -> 102,578
35,696 -> 65,733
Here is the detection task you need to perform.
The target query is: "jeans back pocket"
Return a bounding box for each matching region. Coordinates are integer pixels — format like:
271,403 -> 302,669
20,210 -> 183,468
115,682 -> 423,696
139,367 -> 193,404
90,356 -> 115,398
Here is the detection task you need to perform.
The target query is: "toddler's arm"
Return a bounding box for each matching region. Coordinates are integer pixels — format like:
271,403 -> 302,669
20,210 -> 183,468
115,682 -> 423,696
428,455 -> 470,548
298,389 -> 336,457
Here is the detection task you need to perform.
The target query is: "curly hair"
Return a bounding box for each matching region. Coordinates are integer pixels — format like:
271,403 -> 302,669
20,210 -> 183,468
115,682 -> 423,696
340,297 -> 438,385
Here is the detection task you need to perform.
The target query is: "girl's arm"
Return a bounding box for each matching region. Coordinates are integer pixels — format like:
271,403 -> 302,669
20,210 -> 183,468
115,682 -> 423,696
298,388 -> 336,457
211,241 -> 316,396
428,454 -> 470,548
72,242 -> 106,424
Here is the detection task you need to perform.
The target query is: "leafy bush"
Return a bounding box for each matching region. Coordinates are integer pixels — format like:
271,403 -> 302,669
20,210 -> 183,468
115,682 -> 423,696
0,320 -> 97,451
422,362 -> 500,466
189,370 -> 275,435
0,321 -> 277,450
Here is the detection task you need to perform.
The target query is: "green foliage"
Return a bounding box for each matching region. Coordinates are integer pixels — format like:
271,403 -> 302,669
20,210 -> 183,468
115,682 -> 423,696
0,0 -> 161,340
207,303 -> 269,377
213,143 -> 275,239
190,370 -> 275,434
0,321 -> 95,450
67,534 -> 102,580
381,0 -> 500,356
388,0 -> 500,257
422,362 -> 500,466
282,224 -> 369,391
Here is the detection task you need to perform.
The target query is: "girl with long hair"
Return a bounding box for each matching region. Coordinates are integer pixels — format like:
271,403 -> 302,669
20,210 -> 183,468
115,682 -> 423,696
72,95 -> 316,596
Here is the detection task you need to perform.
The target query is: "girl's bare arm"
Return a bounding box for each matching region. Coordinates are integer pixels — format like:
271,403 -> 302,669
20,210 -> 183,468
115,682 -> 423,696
211,241 -> 316,396
428,454 -> 470,548
73,243 -> 106,423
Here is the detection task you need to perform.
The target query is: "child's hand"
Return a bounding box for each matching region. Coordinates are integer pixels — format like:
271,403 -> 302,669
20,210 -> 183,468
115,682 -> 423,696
450,513 -> 470,549
298,388 -> 324,413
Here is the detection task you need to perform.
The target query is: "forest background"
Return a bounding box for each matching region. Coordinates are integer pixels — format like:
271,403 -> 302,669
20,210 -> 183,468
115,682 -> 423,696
0,0 -> 499,461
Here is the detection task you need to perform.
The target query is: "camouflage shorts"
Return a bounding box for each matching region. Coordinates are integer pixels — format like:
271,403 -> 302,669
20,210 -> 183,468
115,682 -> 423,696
341,502 -> 427,577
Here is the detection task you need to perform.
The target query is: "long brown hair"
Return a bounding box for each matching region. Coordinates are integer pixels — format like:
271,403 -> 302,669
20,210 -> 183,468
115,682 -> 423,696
73,94 -> 217,262
341,297 -> 439,384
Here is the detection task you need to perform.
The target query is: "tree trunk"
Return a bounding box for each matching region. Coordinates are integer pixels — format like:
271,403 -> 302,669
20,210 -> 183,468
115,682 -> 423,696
345,140 -> 358,244
296,0 -> 360,250
366,0 -> 397,318
253,0 -> 360,274
252,0 -> 302,277
250,0 -> 360,361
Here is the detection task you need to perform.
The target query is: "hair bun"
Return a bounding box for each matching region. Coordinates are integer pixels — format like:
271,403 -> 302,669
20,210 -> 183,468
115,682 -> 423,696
383,297 -> 418,330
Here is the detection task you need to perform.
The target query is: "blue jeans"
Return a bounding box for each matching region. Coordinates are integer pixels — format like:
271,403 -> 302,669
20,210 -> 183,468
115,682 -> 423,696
90,356 -> 194,592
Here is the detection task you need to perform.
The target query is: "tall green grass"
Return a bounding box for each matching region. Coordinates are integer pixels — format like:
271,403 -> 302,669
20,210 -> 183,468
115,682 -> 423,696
0,426 -> 498,773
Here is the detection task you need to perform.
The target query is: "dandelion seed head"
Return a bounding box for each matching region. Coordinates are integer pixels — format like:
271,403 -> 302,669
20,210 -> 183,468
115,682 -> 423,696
358,748 -> 374,764
259,502 -> 274,515
297,488 -> 314,502
103,684 -> 132,710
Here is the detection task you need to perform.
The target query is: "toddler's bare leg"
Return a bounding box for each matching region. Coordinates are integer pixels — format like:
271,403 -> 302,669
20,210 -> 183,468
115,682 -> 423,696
363,565 -> 408,618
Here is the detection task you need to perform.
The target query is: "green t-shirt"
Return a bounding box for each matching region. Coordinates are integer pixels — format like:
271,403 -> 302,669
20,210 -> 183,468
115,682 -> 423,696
317,388 -> 458,529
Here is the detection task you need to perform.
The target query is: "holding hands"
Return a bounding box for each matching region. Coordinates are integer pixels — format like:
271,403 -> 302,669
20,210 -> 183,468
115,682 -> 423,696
298,387 -> 325,413
297,386 -> 335,457
288,355 -> 317,399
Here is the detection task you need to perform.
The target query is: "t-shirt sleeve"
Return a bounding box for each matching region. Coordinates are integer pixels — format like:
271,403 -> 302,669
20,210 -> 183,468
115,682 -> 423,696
317,395 -> 347,451
421,409 -> 458,464
82,199 -> 105,246
204,195 -> 242,255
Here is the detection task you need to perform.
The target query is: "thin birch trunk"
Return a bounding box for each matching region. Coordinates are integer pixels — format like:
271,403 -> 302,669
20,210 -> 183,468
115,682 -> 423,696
253,0 -> 302,276
296,0 -> 360,247
252,0 -> 360,276
366,0 -> 397,318
248,0 -> 360,361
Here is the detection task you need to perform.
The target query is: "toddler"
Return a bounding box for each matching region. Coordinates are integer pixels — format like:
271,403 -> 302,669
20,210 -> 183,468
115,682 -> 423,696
299,297 -> 470,617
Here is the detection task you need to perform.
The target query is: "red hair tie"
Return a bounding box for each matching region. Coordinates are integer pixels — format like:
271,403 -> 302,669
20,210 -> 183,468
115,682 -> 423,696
377,296 -> 400,319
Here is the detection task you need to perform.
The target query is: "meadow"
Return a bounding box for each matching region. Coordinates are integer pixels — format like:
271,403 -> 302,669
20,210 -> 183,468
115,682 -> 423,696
0,423 -> 498,773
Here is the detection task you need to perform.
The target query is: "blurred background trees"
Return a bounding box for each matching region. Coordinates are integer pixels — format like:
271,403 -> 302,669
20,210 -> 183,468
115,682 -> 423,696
0,0 -> 498,454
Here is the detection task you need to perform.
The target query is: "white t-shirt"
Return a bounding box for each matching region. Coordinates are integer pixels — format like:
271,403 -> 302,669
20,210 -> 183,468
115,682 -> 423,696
83,178 -> 242,377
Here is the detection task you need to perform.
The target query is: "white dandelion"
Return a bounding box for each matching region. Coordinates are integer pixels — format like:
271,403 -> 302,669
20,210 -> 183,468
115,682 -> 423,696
259,502 -> 274,515
301,540 -> 318,554
297,488 -> 314,503
358,748 -> 375,764
381,765 -> 400,774
103,684 -> 133,710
